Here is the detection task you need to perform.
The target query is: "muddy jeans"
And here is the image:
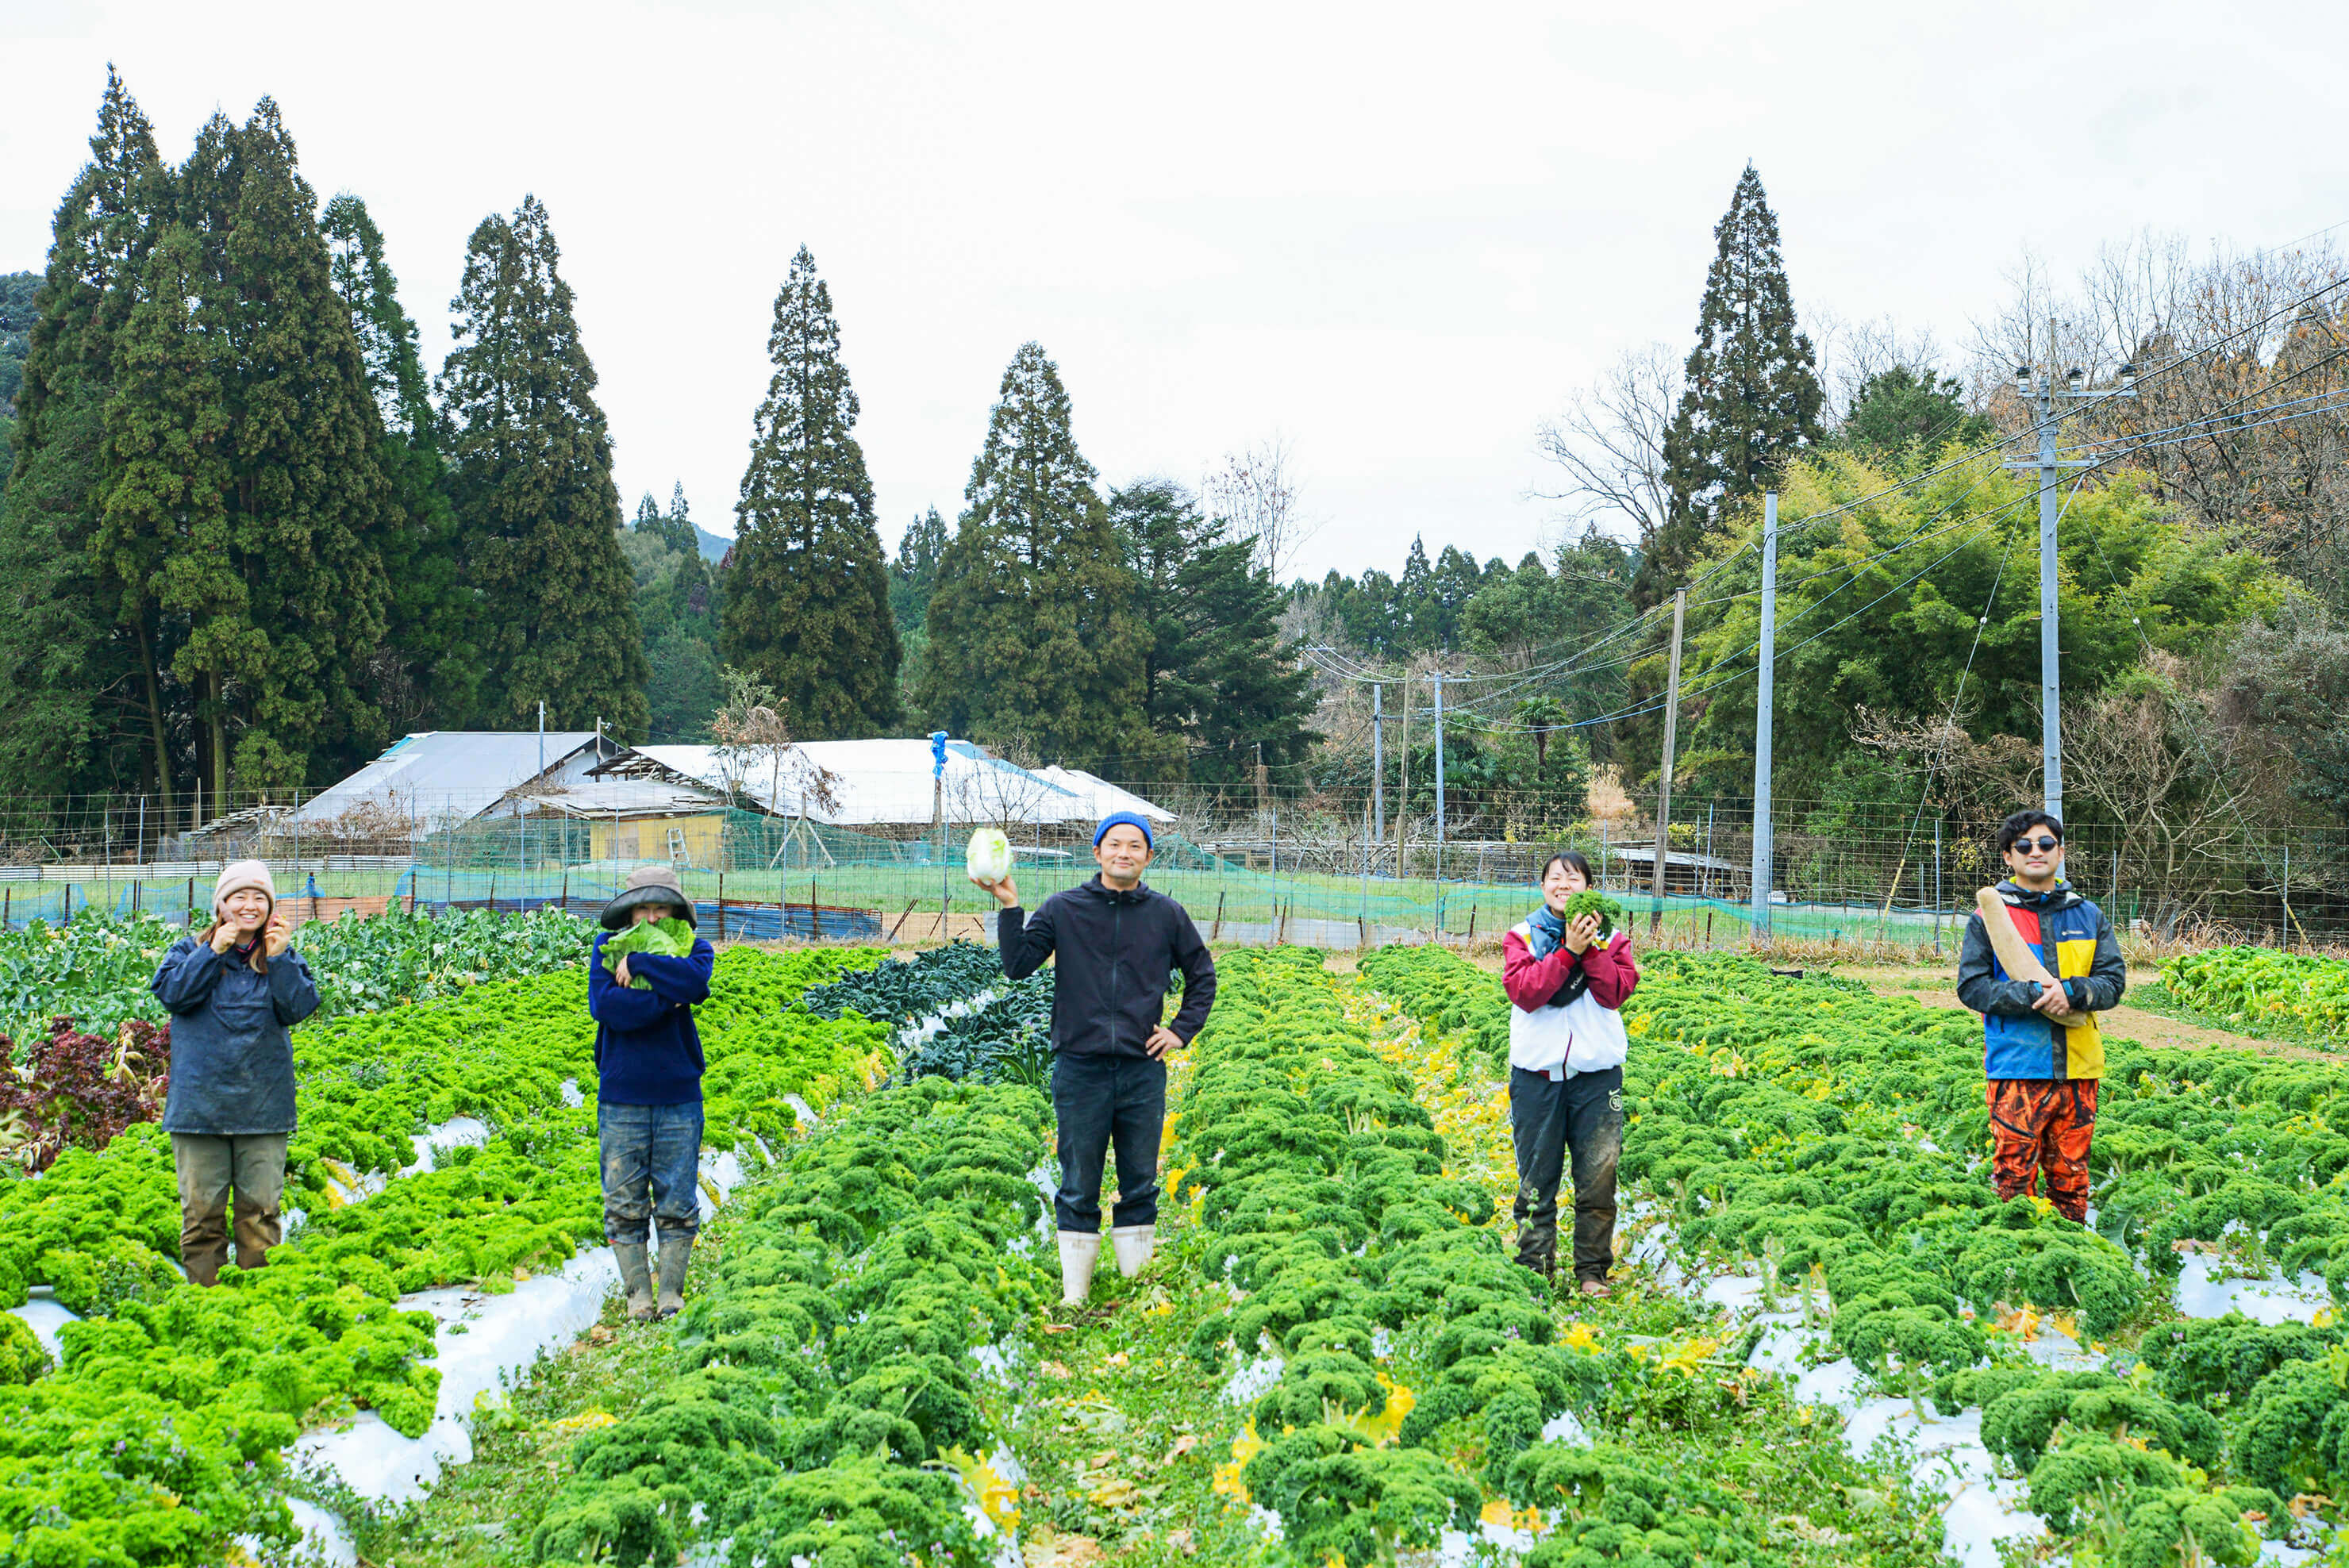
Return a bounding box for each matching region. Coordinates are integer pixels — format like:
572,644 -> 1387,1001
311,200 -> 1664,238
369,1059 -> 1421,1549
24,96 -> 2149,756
1510,1065 -> 1624,1281
598,1101 -> 703,1246
171,1132 -> 288,1286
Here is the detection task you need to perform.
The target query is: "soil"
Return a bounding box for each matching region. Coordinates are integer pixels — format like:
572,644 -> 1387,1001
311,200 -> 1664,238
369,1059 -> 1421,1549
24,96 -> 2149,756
1836,963 -> 2337,1061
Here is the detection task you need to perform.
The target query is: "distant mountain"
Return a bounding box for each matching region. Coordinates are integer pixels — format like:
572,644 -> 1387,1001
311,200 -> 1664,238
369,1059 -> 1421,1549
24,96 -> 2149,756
697,527 -> 732,563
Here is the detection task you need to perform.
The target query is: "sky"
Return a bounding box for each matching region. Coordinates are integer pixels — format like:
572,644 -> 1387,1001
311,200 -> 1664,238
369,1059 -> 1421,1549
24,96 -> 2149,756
6,0 -> 2347,582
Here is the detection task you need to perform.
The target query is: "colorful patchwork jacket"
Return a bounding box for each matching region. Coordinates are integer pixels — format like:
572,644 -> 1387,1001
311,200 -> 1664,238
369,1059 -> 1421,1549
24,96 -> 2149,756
1956,878 -> 2126,1080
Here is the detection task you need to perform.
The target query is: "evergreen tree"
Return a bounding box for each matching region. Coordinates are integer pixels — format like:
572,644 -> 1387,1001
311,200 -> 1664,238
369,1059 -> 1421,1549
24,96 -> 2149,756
438,195 -> 647,736
1111,478 -> 1315,783
719,246 -> 900,737
625,483 -> 723,740
888,506 -> 949,725
93,226 -> 233,816
0,70 -> 169,805
0,272 -> 37,490
1646,163 -> 1824,606
167,101 -> 397,790
1835,365 -> 1993,467
321,191 -> 479,735
917,343 -> 1147,766
890,506 -> 948,635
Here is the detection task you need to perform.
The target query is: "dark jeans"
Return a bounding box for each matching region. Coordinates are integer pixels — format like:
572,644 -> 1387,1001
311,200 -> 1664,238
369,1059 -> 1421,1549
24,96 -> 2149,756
598,1101 -> 703,1245
1509,1065 -> 1624,1281
171,1132 -> 287,1285
1051,1051 -> 1167,1233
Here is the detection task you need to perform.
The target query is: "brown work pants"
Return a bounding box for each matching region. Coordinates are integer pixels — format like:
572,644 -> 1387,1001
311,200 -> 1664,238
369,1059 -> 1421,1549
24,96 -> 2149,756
171,1132 -> 288,1286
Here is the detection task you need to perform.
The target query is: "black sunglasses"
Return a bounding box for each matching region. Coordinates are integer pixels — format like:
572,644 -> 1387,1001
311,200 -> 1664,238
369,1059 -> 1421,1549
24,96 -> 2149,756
2010,836 -> 2062,853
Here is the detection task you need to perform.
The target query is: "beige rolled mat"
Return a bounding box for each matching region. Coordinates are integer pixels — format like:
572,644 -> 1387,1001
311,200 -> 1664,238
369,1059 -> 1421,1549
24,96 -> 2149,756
1974,886 -> 2061,990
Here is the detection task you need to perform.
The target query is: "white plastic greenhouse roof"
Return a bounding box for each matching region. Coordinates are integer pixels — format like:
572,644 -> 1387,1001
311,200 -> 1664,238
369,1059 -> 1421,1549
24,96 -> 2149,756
626,740 -> 1172,828
1034,766 -> 1179,824
295,731 -> 611,822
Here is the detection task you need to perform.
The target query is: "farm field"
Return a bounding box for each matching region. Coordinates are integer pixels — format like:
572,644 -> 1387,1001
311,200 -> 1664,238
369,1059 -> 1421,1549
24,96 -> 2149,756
2,915 -> 2346,1566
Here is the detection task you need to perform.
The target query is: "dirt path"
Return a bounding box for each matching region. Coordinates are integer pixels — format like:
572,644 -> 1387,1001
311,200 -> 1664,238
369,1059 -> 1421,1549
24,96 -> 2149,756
1838,963 -> 2339,1061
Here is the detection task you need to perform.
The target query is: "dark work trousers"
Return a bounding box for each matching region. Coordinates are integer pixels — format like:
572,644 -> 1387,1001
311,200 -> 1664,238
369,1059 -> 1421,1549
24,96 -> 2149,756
598,1101 -> 704,1245
1051,1051 -> 1167,1233
1509,1065 -> 1624,1281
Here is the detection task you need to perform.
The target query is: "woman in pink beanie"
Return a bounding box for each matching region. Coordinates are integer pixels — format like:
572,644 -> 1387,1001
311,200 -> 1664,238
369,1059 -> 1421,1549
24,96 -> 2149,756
148,859 -> 318,1285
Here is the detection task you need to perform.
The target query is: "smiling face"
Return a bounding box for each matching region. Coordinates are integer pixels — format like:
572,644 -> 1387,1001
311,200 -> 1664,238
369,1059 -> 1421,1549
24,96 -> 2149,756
221,886 -> 271,933
2004,827 -> 2066,887
632,902 -> 685,927
1541,857 -> 1587,913
1095,824 -> 1153,888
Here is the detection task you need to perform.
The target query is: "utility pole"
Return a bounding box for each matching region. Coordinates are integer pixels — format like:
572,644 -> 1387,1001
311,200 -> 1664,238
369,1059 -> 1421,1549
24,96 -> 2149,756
2005,329 -> 2135,821
1650,587 -> 1687,936
1371,682 -> 1384,851
929,731 -> 948,935
1751,493 -> 1778,941
1394,678 -> 1411,877
1432,668 -> 1446,880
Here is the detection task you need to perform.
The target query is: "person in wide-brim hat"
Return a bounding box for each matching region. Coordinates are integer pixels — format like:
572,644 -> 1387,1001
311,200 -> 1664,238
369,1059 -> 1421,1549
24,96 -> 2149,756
601,863 -> 698,930
587,862 -> 713,1322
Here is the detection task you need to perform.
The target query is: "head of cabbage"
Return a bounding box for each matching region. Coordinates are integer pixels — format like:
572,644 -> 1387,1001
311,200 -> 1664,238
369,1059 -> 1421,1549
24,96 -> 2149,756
966,828 -> 1013,885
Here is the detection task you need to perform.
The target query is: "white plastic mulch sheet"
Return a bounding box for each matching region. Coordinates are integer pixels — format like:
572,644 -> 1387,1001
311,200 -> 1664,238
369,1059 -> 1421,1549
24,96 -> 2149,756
1644,1214 -> 2347,1568
296,1248 -> 622,1503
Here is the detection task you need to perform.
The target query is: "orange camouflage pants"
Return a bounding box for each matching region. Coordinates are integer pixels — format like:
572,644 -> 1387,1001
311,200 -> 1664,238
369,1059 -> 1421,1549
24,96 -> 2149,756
1987,1078 -> 2098,1222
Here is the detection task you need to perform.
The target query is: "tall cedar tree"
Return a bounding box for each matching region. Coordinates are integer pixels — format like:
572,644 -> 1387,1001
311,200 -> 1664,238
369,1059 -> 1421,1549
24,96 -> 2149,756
1644,163 -> 1824,607
918,344 -> 1148,767
322,193 -> 480,733
438,196 -> 647,736
720,247 -> 899,736
1112,479 -> 1315,783
172,101 -> 395,792
629,486 -> 723,741
890,506 -> 948,634
888,505 -> 948,719
94,226 -> 233,817
0,71 -> 165,805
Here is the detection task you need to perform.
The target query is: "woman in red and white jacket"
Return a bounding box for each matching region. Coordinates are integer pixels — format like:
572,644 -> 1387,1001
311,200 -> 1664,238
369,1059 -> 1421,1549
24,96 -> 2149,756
1501,851 -> 1640,1293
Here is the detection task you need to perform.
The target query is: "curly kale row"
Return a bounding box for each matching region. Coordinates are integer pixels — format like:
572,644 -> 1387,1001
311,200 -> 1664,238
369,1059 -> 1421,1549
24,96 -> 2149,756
529,1075 -> 1049,1568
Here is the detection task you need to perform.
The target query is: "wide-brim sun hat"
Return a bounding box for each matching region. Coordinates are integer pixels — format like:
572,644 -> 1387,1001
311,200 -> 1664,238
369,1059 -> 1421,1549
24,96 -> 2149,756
601,864 -> 697,930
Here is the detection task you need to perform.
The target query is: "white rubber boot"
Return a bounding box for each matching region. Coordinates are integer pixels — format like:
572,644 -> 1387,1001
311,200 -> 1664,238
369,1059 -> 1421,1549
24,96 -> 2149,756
1057,1230 -> 1101,1306
1109,1224 -> 1156,1279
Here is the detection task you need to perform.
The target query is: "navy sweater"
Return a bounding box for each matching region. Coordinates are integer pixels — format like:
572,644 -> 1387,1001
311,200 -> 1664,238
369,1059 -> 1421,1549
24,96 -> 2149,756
586,932 -> 716,1105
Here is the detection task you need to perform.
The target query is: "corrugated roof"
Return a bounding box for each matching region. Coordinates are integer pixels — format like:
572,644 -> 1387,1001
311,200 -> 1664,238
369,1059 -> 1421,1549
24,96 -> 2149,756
502,777 -> 731,820
295,731 -> 605,823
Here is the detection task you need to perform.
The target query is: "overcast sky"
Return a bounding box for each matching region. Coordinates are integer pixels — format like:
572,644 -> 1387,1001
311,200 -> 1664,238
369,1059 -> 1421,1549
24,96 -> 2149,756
6,0 -> 2345,580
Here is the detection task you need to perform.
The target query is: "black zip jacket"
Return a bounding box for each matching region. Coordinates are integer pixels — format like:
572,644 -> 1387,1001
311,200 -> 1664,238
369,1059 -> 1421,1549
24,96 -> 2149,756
998,876 -> 1216,1057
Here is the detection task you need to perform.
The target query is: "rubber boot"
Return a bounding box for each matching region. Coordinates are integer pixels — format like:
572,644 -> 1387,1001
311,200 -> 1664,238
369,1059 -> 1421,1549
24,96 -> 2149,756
615,1243 -> 655,1320
1056,1231 -> 1101,1307
655,1236 -> 693,1320
1109,1224 -> 1155,1279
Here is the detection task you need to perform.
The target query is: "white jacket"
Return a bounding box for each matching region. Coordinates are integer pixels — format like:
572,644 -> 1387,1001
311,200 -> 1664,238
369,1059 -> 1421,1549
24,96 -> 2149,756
1506,924 -> 1630,1078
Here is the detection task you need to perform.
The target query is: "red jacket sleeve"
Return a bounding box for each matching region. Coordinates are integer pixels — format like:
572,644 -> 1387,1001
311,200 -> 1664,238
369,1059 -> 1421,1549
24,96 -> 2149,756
1581,936 -> 1639,1009
1502,928 -> 1581,1011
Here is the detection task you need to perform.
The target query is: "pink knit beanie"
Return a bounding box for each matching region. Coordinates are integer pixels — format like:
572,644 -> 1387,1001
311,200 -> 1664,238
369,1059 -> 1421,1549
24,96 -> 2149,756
213,859 -> 278,922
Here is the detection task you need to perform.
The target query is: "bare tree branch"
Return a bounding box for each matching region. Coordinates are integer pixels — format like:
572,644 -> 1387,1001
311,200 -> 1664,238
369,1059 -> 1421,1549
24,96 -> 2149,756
1533,343 -> 1680,546
1205,433 -> 1320,580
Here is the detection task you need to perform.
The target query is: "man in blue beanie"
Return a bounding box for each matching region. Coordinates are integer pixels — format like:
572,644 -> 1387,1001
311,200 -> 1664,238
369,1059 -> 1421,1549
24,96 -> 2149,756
979,810 -> 1216,1305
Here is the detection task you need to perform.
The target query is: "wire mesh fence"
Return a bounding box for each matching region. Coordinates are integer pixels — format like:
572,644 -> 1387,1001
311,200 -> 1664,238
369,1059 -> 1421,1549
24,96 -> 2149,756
3,783 -> 2342,951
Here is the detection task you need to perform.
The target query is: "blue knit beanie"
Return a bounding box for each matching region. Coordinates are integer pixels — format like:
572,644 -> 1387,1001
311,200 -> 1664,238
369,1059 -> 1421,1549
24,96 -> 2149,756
1093,810 -> 1155,849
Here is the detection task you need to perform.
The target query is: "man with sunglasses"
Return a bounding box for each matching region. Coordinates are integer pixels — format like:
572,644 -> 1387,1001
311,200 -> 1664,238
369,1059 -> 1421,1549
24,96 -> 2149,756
1957,809 -> 2127,1223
